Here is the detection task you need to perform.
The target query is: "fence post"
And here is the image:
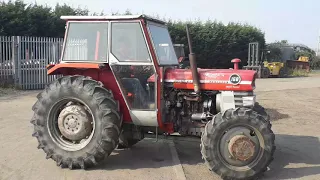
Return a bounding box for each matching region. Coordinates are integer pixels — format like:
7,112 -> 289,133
12,36 -> 21,89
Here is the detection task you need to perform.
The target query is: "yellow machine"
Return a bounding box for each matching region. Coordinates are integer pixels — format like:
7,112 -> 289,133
263,55 -> 310,77
263,61 -> 287,77
245,42 -> 288,78
297,56 -> 309,62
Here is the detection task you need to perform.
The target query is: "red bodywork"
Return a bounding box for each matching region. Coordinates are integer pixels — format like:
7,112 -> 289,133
47,17 -> 172,132
47,63 -> 255,132
47,63 -> 132,124
47,17 -> 255,134
147,68 -> 256,91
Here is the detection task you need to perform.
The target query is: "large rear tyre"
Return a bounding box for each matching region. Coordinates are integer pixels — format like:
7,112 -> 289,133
201,108 -> 275,180
117,125 -> 144,149
30,75 -> 121,169
117,136 -> 140,149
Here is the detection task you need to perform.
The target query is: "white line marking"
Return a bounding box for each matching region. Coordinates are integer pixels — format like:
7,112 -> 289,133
167,140 -> 187,180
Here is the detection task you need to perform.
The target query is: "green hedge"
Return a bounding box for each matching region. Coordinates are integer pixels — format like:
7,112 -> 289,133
0,0 -> 266,68
167,20 -> 265,68
311,57 -> 320,69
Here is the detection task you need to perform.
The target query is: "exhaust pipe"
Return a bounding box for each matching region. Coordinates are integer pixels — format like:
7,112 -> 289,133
186,24 -> 200,94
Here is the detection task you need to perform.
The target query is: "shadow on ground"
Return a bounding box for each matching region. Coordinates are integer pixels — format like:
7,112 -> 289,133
265,108 -> 290,121
173,134 -> 320,180
88,137 -> 203,171
86,133 -> 320,180
263,134 -> 320,180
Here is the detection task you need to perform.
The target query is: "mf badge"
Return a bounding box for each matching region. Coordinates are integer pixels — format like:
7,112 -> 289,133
229,74 -> 241,85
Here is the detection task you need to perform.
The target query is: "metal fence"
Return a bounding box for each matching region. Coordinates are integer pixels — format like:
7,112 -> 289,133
0,36 -> 63,89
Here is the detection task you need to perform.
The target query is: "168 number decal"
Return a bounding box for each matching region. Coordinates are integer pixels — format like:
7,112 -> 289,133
229,74 -> 241,84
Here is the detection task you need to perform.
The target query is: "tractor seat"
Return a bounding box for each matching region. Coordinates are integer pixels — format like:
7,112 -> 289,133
121,78 -> 150,109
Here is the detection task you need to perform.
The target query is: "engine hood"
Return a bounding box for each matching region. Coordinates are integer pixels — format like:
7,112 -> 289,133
148,68 -> 257,91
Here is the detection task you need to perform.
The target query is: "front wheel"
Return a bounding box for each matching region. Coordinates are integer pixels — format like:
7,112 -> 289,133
261,68 -> 270,78
253,102 -> 270,122
201,108 -> 275,180
279,67 -> 288,78
30,76 -> 121,169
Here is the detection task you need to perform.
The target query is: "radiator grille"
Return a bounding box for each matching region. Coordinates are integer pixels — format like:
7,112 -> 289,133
234,91 -> 254,107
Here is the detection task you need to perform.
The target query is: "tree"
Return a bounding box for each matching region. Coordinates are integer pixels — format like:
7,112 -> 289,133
265,40 -> 315,63
311,56 -> 320,69
265,42 -> 284,62
167,20 -> 265,68
0,1 -> 266,68
0,1 -> 89,37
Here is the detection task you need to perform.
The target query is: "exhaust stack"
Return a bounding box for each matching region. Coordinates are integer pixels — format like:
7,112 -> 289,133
186,24 -> 201,94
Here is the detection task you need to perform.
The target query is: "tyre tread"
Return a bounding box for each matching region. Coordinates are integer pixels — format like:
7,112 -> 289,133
31,75 -> 121,169
200,107 -> 275,180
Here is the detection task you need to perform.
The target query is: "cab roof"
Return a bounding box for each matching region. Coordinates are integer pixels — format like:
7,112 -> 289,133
60,14 -> 166,25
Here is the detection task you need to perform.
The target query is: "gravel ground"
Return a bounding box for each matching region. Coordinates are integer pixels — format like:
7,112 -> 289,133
0,75 -> 320,180
175,75 -> 320,180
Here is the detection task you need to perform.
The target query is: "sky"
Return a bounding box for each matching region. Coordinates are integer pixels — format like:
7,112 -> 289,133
20,0 -> 320,50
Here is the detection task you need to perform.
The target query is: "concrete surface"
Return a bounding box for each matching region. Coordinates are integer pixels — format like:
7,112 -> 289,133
0,75 -> 320,180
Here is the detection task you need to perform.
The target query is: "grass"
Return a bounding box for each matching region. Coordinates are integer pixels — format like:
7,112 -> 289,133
310,69 -> 320,73
0,87 -> 13,97
287,68 -> 310,77
309,69 -> 320,77
0,85 -> 20,97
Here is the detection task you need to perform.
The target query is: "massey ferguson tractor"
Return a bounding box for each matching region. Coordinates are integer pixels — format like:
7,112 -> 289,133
30,14 -> 275,180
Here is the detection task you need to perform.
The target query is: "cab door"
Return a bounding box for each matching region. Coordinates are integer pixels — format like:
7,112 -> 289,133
108,21 -> 158,127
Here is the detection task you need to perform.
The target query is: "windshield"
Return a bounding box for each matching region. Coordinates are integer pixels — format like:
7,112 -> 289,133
148,23 -> 178,65
62,22 -> 108,61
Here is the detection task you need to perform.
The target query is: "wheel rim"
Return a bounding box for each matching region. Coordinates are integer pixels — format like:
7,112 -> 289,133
218,124 -> 264,170
47,98 -> 96,151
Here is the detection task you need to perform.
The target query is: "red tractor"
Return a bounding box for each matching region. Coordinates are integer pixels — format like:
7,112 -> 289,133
30,14 -> 275,180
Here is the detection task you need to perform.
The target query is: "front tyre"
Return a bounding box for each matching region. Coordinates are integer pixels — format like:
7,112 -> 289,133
253,102 -> 270,122
261,68 -> 270,78
201,108 -> 275,180
30,76 -> 121,169
279,67 -> 288,78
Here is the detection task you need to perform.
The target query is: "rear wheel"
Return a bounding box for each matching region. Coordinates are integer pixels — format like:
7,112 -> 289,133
201,108 -> 275,180
30,75 -> 121,169
118,136 -> 140,149
117,125 -> 144,149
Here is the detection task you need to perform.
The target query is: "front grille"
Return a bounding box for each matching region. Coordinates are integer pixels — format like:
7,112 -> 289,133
234,91 -> 254,107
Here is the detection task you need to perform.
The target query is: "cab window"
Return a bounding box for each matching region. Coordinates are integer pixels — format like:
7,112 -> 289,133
62,21 -> 108,61
111,22 -> 151,62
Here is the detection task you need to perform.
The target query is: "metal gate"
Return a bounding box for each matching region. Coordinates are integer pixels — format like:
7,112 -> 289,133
0,36 -> 63,89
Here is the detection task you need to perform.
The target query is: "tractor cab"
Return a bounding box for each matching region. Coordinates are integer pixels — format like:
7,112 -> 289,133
51,15 -> 179,127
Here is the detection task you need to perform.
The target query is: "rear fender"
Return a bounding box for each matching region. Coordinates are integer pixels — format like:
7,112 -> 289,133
46,63 -> 132,123
46,63 -> 106,75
